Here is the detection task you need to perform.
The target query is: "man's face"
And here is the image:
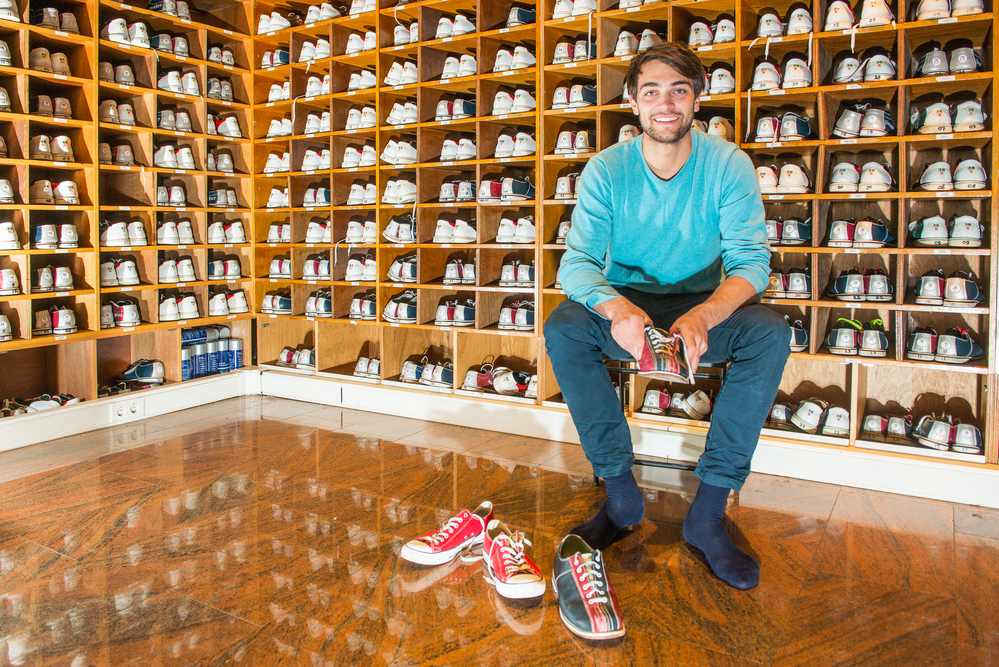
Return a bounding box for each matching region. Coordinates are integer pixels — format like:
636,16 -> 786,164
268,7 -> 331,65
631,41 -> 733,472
629,60 -> 700,145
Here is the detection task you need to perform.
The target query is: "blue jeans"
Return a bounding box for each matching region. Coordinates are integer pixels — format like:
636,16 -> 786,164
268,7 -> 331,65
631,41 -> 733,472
544,288 -> 790,491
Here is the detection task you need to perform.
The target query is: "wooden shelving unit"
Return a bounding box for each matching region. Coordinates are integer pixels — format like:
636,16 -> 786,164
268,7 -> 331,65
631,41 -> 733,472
252,0 -> 998,471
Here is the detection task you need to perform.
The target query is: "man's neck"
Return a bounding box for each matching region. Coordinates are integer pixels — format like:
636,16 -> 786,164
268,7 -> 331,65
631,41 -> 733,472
641,131 -> 693,181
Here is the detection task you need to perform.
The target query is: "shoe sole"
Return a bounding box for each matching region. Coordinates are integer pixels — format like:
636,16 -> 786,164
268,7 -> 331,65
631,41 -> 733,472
483,567 -> 546,599
553,591 -> 626,640
399,534 -> 483,566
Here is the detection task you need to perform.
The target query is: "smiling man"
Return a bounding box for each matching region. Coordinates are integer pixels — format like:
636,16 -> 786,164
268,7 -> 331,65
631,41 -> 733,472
545,43 -> 790,590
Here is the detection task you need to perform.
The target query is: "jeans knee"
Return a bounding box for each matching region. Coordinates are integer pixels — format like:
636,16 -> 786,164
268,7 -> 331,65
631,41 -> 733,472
544,300 -> 592,350
746,306 -> 792,356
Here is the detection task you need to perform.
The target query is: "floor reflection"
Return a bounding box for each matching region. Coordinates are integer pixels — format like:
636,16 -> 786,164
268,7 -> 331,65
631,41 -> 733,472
0,404 -> 996,665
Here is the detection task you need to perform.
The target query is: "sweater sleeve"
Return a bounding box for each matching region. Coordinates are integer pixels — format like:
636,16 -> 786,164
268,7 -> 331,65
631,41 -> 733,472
559,157 -> 622,313
717,149 -> 771,294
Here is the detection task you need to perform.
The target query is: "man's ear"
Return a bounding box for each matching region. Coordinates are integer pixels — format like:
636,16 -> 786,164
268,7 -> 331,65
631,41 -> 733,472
694,96 -> 701,113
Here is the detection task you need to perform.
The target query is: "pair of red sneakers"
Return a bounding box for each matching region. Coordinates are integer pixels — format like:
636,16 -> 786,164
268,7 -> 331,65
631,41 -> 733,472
399,501 -> 546,599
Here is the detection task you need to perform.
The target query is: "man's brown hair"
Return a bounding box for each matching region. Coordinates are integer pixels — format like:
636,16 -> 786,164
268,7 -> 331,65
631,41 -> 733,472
624,42 -> 706,103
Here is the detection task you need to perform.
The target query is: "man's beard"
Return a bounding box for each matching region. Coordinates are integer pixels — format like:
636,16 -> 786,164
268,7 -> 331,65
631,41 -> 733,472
639,111 -> 693,145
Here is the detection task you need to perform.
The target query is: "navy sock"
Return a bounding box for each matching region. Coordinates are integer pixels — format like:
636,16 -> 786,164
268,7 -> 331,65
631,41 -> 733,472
682,481 -> 759,590
570,470 -> 645,550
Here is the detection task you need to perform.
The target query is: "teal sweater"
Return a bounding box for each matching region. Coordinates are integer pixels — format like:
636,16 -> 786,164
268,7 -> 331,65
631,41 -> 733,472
561,130 -> 770,311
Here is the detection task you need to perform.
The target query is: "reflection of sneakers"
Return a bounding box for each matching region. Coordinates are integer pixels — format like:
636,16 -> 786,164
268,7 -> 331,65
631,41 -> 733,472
400,501 -> 493,565
552,535 -> 624,640
400,556 -> 465,594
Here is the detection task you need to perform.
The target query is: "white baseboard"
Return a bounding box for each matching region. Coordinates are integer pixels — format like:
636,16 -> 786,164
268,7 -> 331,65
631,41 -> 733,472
0,371 -> 252,452
3,368 -> 998,509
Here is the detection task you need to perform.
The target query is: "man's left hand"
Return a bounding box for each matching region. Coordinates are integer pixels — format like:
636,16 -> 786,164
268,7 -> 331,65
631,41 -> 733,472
670,309 -> 710,371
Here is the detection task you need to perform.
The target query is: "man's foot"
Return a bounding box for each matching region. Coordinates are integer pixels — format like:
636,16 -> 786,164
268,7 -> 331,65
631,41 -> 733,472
682,481 -> 759,590
570,470 -> 645,551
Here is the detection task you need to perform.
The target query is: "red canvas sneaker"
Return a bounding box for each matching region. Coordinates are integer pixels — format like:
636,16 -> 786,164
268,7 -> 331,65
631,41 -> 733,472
479,519 -> 545,599
400,501 -> 493,565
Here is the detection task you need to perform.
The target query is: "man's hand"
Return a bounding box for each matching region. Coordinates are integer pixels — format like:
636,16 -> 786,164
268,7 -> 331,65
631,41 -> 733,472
671,309 -> 710,371
594,297 -> 652,361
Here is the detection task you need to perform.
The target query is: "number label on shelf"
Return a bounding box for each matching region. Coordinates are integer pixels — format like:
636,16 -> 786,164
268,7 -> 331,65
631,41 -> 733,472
936,133 -> 954,139
939,192 -> 955,197
933,248 -> 952,255
769,89 -> 785,95
500,27 -> 510,32
620,55 -> 633,61
939,16 -> 958,22
936,75 -> 956,82
500,158 -> 510,162
55,248 -> 67,254
845,248 -> 861,254
122,287 -> 132,292
698,45 -> 712,51
55,335 -> 66,341
498,114 -> 508,118
840,138 -> 857,144
228,314 -> 237,319
767,142 -> 782,148
123,327 -> 134,332
56,291 -> 68,297
55,205 -> 67,210
766,195 -> 784,200
443,37 -> 452,42
701,95 -> 711,101
850,193 -> 867,199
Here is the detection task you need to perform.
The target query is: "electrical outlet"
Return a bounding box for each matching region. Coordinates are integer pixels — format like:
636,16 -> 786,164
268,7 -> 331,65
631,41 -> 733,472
112,398 -> 145,423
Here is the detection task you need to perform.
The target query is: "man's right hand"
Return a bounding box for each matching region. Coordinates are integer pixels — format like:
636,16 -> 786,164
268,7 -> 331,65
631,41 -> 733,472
594,296 -> 652,361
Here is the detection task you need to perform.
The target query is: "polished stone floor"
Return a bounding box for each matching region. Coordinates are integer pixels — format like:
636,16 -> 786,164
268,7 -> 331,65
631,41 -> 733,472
0,396 -> 997,666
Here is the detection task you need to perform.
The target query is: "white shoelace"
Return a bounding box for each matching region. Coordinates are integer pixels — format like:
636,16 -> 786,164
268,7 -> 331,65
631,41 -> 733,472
645,326 -> 678,359
575,553 -> 608,605
498,532 -> 532,575
426,515 -> 463,545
